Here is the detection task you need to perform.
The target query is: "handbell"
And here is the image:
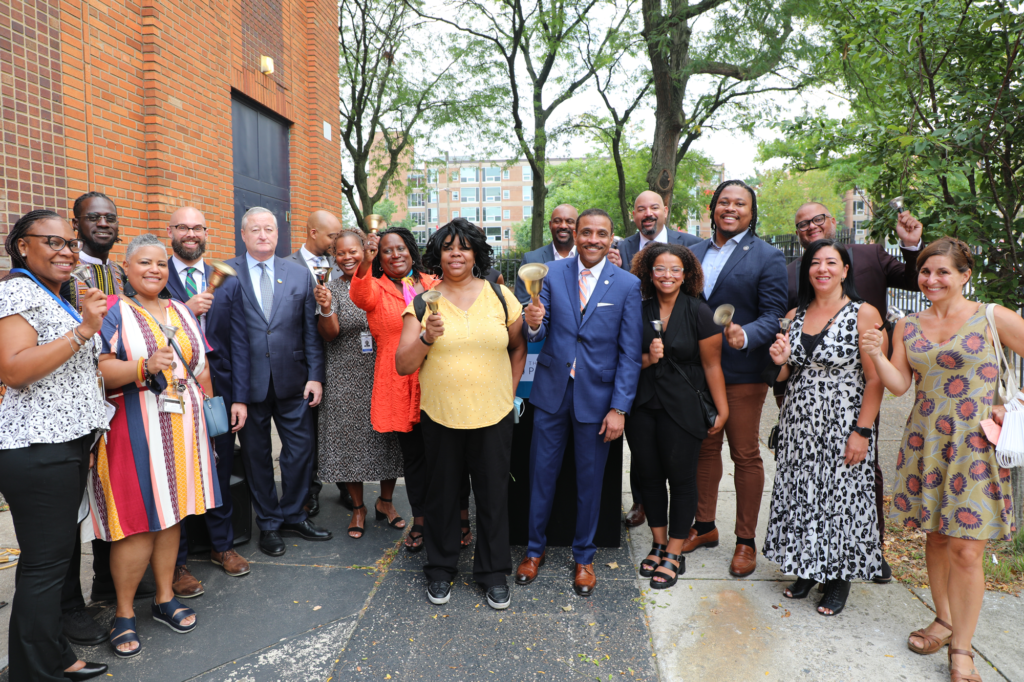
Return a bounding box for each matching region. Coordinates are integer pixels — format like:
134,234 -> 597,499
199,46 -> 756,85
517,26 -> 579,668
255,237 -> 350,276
365,214 -> 387,235
888,196 -> 906,214
886,305 -> 905,326
517,263 -> 549,304
778,317 -> 793,334
207,260 -> 237,291
651,319 -> 663,338
422,289 -> 442,315
71,264 -> 93,284
312,265 -> 331,286
713,304 -> 735,327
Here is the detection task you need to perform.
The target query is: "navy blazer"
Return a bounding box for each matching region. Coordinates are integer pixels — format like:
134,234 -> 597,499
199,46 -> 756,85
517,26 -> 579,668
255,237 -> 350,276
616,229 -> 702,273
225,254 -> 325,404
514,242 -> 560,306
689,231 -> 788,384
525,256 -> 643,422
164,261 -> 250,406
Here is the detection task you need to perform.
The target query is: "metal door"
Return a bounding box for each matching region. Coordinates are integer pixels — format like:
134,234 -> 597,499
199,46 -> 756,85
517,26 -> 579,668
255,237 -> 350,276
232,96 -> 291,257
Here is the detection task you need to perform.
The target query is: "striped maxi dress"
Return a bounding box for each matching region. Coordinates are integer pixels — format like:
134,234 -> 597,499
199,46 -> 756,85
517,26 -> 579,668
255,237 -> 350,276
88,296 -> 221,541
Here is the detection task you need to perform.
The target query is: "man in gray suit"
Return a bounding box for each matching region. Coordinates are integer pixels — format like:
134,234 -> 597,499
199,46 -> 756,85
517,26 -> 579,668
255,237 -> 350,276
513,204 -> 578,305
607,190 -> 702,528
229,207 -> 332,557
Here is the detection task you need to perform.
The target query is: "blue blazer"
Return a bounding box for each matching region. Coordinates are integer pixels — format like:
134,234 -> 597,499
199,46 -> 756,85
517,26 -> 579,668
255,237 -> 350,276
689,231 -> 788,384
164,263 -> 250,406
225,255 -> 325,404
525,256 -> 642,422
514,242 -> 560,306
616,229 -> 702,272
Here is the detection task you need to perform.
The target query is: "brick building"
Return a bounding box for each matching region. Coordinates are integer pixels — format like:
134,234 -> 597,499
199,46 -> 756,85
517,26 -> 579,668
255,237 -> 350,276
1,0 -> 343,268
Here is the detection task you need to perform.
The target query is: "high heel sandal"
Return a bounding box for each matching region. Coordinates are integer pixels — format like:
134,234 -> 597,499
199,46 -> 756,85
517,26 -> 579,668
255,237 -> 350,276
908,617 -> 953,655
374,497 -> 405,529
348,504 -> 366,539
948,647 -> 982,682
406,523 -> 425,553
649,553 -> 684,590
784,577 -> 817,600
639,543 -> 668,578
817,579 -> 850,616
460,519 -> 472,549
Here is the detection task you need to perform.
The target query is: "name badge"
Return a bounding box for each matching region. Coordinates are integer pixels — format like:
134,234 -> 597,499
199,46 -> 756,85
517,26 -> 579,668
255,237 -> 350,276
158,395 -> 184,414
360,331 -> 374,354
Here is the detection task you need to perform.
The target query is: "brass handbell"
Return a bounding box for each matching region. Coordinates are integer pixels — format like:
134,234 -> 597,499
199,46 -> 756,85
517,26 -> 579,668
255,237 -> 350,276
517,263 -> 549,304
422,289 -> 442,315
207,260 -> 237,291
365,214 -> 387,235
713,304 -> 735,327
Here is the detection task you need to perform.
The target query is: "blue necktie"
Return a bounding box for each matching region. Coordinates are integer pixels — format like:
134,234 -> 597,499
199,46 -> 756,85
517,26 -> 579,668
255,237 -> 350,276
258,263 -> 274,320
184,267 -> 199,299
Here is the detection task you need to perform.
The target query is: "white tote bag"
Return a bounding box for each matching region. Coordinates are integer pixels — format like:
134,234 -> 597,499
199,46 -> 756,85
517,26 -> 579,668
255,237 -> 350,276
985,304 -> 1024,467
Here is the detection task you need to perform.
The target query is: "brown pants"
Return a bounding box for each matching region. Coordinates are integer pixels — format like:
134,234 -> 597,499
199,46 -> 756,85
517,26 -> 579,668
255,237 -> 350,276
695,382 -> 769,540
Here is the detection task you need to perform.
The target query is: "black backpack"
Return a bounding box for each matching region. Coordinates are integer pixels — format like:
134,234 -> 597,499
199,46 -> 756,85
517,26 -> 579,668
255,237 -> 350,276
412,281 -> 509,323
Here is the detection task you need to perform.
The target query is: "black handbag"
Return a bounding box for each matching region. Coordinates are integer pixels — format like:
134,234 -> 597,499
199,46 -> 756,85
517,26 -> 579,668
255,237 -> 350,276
665,355 -> 718,429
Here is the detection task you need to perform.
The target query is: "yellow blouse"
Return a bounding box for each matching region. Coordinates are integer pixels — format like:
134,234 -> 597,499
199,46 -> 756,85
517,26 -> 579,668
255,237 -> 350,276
403,283 -> 523,429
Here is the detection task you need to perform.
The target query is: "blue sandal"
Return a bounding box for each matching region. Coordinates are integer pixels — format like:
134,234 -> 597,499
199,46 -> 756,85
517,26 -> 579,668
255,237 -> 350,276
151,597 -> 197,633
109,615 -> 141,658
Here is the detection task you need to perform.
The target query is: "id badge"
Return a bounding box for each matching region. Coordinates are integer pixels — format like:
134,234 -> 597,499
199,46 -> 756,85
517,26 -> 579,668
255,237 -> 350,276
360,331 -> 374,354
158,395 -> 184,414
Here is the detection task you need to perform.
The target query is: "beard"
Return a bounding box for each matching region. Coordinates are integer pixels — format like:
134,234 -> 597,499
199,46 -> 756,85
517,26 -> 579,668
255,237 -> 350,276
639,218 -> 658,238
172,236 -> 206,261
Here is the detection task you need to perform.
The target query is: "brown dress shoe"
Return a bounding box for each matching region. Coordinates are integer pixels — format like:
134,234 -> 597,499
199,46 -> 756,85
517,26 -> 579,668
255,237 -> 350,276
624,503 -> 646,527
679,527 -> 720,554
574,563 -> 597,597
211,549 -> 251,577
515,553 -> 545,585
729,545 -> 757,578
172,565 -> 204,598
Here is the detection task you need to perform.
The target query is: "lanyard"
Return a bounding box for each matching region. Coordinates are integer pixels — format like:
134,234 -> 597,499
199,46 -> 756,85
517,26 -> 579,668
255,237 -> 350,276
10,268 -> 83,323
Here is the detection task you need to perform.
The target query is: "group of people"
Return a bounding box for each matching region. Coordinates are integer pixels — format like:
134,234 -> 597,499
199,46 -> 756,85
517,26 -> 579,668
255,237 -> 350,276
0,179 -> 1019,682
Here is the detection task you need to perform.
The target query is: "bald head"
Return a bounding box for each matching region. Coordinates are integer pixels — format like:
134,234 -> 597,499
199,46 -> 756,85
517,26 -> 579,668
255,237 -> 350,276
794,202 -> 837,248
633,190 -> 669,238
167,206 -> 207,263
306,210 -> 343,257
548,204 -> 578,254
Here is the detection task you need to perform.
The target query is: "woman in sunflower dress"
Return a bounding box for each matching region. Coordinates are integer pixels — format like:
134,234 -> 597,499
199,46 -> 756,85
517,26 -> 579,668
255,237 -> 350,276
862,237 -> 1024,682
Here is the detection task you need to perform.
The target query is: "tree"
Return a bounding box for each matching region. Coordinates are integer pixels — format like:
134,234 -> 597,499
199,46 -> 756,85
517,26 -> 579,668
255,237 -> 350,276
406,0 -> 636,250
749,168 -> 847,235
641,0 -> 820,211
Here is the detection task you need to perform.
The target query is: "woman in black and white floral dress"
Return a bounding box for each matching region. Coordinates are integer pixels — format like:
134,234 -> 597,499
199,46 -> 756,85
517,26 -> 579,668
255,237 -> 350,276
763,239 -> 885,617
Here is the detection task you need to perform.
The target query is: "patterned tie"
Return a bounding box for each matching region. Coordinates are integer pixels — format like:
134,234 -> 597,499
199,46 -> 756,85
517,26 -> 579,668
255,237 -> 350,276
258,263 -> 274,320
184,267 -> 199,299
571,269 -> 592,379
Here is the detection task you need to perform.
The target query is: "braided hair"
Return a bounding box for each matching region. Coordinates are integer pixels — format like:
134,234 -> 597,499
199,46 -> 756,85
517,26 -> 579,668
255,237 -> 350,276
708,180 -> 758,237
371,227 -> 426,280
918,236 -> 975,273
72,191 -> 116,219
4,209 -> 62,275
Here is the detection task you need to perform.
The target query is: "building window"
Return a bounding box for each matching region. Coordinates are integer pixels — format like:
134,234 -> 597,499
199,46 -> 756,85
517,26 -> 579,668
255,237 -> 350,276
502,169 -> 510,180
853,200 -> 865,215
460,167 -> 479,183
484,207 -> 501,223
410,211 -> 426,226
852,220 -> 864,231
522,187 -> 533,201
503,209 -> 511,220
427,170 -> 439,184
484,167 -> 501,182
484,187 -> 501,202
486,226 -> 501,239
504,229 -> 510,239
522,166 -> 532,182
451,211 -> 459,218
409,193 -> 425,207
408,172 -> 425,188
451,191 -> 459,201
462,208 -> 480,222
503,189 -> 510,200
428,190 -> 439,204
461,188 -> 479,203
428,208 -> 438,223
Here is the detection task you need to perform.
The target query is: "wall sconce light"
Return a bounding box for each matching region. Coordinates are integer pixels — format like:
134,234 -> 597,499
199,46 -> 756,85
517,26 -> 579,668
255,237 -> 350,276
260,56 -> 274,75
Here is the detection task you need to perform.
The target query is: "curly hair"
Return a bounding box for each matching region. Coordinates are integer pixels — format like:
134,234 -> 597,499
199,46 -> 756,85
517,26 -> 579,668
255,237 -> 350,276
918,235 -> 974,274
4,209 -> 63,274
709,180 -> 758,236
422,218 -> 493,278
72,191 -> 116,219
333,227 -> 366,250
631,242 -> 704,300
371,226 -> 426,280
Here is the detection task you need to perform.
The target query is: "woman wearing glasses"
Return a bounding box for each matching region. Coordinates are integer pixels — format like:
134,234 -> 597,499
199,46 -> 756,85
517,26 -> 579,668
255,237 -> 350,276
626,243 -> 728,589
0,210 -> 110,681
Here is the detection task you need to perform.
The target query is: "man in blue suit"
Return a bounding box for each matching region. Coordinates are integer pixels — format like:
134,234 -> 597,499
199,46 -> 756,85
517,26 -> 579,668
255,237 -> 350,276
163,207 -> 253,595
513,204 -> 578,305
228,206 -> 332,557
607,190 -> 702,528
682,180 -> 788,578
514,208 -> 642,597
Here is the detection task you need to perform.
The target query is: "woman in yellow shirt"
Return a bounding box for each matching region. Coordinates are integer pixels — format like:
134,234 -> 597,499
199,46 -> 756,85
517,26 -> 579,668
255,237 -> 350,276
396,218 -> 527,610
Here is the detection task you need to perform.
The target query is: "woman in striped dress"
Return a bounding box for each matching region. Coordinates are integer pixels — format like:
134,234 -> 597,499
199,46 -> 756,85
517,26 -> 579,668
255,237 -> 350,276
88,234 -> 220,657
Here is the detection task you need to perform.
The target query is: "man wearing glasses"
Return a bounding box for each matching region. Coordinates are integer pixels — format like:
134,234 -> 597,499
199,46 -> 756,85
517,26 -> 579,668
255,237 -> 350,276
777,201 -> 924,584
61,192 -> 126,310
163,207 -> 252,598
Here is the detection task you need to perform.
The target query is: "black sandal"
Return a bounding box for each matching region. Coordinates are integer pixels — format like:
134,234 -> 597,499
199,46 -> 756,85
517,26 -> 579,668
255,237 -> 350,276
639,543 -> 668,578
406,523 -> 425,553
649,553 -> 684,590
818,579 -> 851,616
348,504 -> 366,539
784,577 -> 817,600
374,497 -> 405,529
460,520 -> 472,549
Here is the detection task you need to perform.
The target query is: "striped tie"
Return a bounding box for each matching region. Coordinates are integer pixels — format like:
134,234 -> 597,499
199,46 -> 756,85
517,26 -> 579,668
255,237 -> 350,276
185,267 -> 199,299
258,263 -> 274,320
571,269 -> 592,379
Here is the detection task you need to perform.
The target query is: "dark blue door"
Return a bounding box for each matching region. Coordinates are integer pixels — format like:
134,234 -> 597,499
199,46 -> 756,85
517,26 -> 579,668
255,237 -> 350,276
232,96 -> 291,257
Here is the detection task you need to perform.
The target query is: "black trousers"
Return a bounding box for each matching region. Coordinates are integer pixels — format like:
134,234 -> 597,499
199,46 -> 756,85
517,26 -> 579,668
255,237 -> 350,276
60,537 -> 111,612
0,435 -> 91,681
395,424 -> 429,519
420,411 -> 513,587
624,407 -> 702,538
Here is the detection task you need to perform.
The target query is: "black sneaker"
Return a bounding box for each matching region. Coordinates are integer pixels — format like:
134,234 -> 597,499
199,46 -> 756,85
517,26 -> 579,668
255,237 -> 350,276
62,606 -> 108,646
872,559 -> 893,584
427,581 -> 452,605
486,584 -> 511,610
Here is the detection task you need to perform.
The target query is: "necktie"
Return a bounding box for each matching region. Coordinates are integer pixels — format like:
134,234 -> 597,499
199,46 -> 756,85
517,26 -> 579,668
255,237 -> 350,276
571,269 -> 592,379
258,263 -> 274,320
185,267 -> 199,299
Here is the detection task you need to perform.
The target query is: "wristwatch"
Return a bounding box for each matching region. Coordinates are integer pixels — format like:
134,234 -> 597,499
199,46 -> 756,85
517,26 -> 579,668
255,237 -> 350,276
419,332 -> 434,346
851,426 -> 872,438
614,409 -> 626,416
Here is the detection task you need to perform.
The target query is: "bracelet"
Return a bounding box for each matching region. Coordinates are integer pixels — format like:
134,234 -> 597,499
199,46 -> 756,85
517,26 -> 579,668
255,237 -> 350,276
137,357 -> 147,384
419,332 -> 434,346
62,333 -> 79,354
319,306 -> 335,317
73,326 -> 89,345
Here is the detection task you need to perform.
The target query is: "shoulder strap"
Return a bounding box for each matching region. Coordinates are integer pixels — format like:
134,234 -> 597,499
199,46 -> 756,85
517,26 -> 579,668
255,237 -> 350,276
490,281 -> 509,324
986,303 -> 1018,401
413,292 -> 427,322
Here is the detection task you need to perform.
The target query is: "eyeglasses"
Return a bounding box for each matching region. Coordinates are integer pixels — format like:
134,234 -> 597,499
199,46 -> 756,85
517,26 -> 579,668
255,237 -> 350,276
170,224 -> 207,234
22,235 -> 85,253
652,266 -> 684,276
795,213 -> 830,232
81,213 -> 118,223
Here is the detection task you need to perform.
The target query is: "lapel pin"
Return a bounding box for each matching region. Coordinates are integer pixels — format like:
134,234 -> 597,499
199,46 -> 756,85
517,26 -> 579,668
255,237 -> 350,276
604,280 -> 609,285
743,245 -> 750,251
277,278 -> 283,283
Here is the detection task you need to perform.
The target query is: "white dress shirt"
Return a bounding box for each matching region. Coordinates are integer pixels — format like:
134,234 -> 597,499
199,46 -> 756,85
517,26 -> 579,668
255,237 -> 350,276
299,245 -> 329,280
552,245 -> 576,261
702,230 -> 749,349
638,226 -> 670,251
170,256 -> 206,293
245,252 -> 275,312
77,251 -> 110,266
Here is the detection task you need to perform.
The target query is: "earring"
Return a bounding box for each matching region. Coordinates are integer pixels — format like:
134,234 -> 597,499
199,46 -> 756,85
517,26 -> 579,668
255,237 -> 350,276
472,264 -> 482,278
20,253 -> 26,257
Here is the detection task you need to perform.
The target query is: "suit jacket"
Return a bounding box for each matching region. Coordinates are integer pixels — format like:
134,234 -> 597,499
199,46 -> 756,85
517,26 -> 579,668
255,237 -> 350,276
689,231 -> 788,385
786,243 -> 920,314
526,256 -> 643,422
226,254 -> 325,404
164,262 -> 250,406
514,242 -> 560,305
616,229 -> 702,273
286,248 -> 344,283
